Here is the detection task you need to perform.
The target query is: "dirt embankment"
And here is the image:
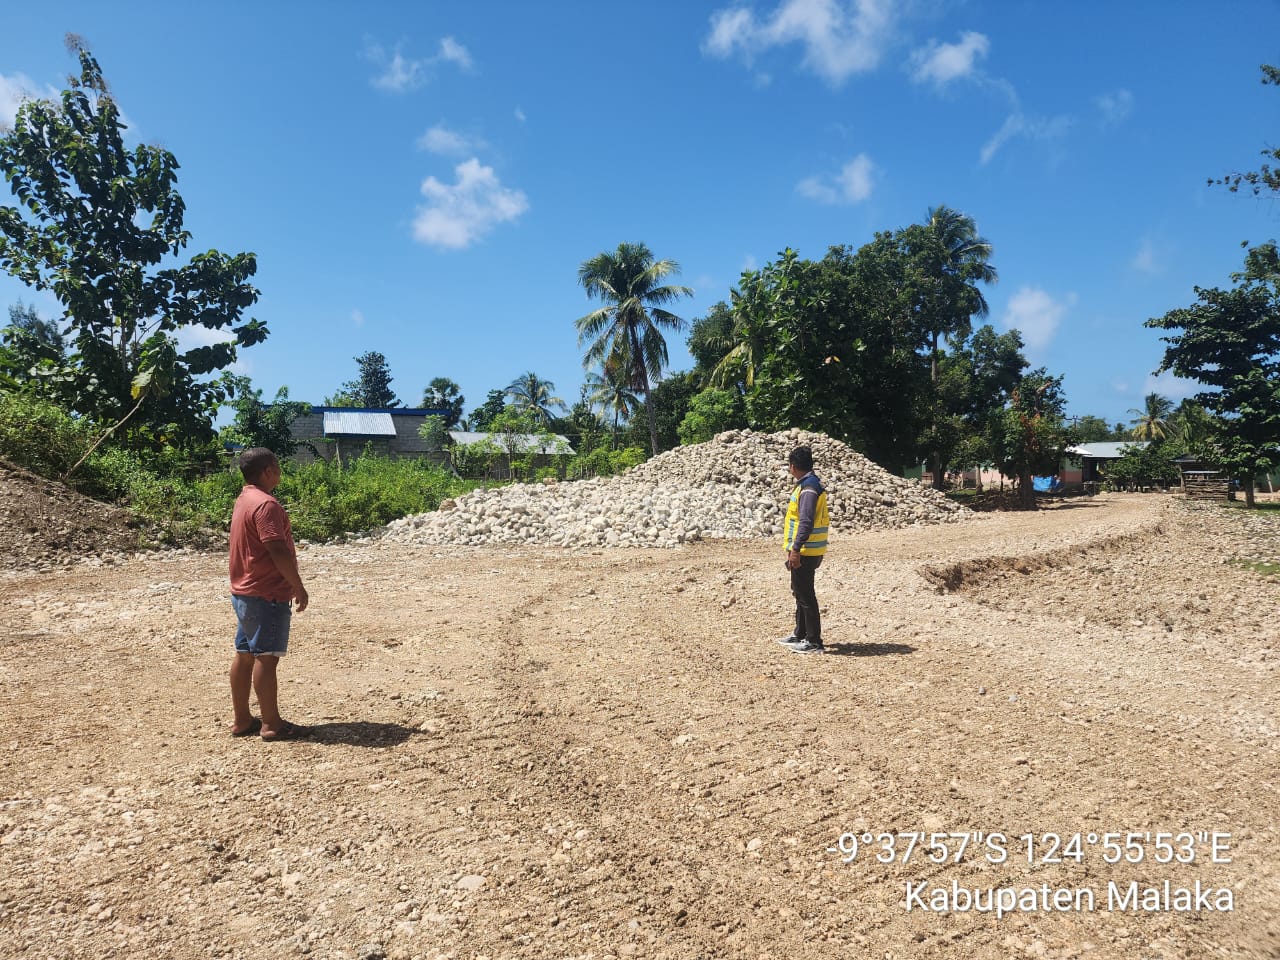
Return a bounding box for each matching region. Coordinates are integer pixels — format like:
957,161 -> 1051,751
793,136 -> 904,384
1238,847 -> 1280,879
1,493 -> 1277,959
0,459 -> 152,570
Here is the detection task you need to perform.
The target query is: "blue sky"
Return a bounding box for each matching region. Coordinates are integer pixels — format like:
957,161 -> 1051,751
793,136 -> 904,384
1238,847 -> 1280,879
1,1 -> 1278,434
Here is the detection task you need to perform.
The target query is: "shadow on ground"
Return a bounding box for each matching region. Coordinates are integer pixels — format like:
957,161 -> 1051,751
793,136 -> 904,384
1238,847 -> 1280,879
308,721 -> 422,747
824,642 -> 915,657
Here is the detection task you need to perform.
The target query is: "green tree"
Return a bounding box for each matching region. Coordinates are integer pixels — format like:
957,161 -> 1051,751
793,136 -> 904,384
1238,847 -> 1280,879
623,370 -> 699,454
1211,64 -> 1280,197
334,351 -> 400,408
1,301 -> 65,390
220,374 -> 311,459
931,325 -> 1028,484
1072,415 -> 1125,443
736,243 -> 921,470
584,359 -> 640,442
416,414 -> 448,452
1146,243 -> 1280,507
504,370 -> 567,425
687,301 -> 735,381
562,385 -> 607,456
420,377 -> 464,428
678,388 -> 746,445
1128,392 -> 1174,440
904,206 -> 998,488
1103,440 -> 1181,491
1167,399 -> 1214,453
576,241 -> 693,455
0,42 -> 264,447
468,389 -> 507,432
989,371 -> 1073,508
487,405 -> 565,480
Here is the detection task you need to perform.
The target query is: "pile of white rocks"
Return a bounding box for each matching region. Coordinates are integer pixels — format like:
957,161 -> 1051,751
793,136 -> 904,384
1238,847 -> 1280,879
381,429 -> 968,549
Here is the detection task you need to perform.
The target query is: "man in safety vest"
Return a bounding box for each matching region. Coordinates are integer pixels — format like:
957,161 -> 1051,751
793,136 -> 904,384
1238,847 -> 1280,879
776,445 -> 829,654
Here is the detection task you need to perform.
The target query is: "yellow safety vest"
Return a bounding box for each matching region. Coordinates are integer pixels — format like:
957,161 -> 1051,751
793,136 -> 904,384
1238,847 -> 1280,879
783,478 -> 829,556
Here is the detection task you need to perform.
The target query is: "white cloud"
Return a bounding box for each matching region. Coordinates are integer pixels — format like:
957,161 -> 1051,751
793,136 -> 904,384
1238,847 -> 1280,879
514,106 -> 527,123
1095,88 -> 1134,125
980,111 -> 1072,165
369,47 -> 425,93
438,37 -> 473,71
413,158 -> 529,250
703,0 -> 895,86
979,113 -> 1023,165
1143,369 -> 1198,403
363,36 -> 474,93
1131,237 -> 1162,274
910,31 -> 989,86
1000,286 -> 1073,353
351,309 -> 365,327
417,123 -> 484,156
797,153 -> 875,204
0,72 -> 59,129
742,254 -> 759,271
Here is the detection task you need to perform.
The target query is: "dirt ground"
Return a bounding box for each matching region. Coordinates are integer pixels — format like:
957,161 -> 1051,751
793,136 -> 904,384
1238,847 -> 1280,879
1,494 -> 1277,960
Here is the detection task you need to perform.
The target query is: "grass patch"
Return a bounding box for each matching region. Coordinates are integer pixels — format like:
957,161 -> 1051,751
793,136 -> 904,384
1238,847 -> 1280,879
1221,499 -> 1280,513
1229,557 -> 1280,578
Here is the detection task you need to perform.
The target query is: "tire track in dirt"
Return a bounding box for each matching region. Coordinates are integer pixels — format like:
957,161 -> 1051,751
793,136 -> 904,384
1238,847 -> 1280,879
3,496 -> 1277,958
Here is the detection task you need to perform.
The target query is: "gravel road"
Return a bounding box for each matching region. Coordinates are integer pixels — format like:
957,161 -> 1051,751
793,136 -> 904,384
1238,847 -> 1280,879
1,494 -> 1276,959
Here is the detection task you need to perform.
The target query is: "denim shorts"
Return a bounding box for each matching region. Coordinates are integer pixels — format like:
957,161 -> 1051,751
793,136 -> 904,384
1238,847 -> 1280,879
232,594 -> 291,657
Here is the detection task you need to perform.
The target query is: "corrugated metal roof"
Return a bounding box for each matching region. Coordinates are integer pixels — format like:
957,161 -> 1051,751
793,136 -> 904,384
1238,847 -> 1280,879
448,431 -> 575,455
323,411 -> 396,436
1066,441 -> 1147,459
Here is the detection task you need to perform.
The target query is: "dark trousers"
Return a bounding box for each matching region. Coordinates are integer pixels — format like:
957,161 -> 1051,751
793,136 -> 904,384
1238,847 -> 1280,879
789,554 -> 823,643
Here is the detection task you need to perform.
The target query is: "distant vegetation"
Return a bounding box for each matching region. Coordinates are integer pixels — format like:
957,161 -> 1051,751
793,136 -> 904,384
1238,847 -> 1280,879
2,48 -> 1278,538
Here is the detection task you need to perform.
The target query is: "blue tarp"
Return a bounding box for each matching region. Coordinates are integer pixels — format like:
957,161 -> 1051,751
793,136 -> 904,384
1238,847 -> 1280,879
1032,476 -> 1063,493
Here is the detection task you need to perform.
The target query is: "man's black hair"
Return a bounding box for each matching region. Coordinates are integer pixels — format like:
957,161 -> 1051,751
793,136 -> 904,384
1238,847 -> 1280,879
239,447 -> 278,483
788,445 -> 813,472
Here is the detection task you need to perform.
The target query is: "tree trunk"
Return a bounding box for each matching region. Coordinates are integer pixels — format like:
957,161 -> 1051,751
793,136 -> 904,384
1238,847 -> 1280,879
645,390 -> 658,456
930,332 -> 943,489
1019,470 -> 1036,509
1246,477 -> 1256,509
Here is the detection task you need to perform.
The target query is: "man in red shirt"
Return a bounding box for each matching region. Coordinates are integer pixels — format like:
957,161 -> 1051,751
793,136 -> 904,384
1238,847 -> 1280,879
229,448 -> 310,740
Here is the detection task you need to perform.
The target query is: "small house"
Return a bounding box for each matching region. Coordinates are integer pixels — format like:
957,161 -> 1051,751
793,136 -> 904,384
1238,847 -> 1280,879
1064,442 -> 1148,487
288,406 -> 451,464
448,430 -> 575,479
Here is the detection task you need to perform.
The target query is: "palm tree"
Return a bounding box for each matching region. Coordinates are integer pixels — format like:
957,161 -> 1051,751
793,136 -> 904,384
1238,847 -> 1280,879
917,205 -> 998,487
920,205 -> 998,380
504,371 -> 567,425
701,291 -> 768,391
1129,392 -> 1174,441
576,242 -> 693,455
1170,399 -> 1213,451
584,359 -> 641,443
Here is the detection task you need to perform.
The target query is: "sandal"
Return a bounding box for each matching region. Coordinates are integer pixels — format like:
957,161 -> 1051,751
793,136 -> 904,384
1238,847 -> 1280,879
261,721 -> 312,742
231,717 -> 262,738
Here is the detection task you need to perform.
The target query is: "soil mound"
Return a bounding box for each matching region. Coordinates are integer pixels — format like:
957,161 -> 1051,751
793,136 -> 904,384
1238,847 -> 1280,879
0,459 -> 149,570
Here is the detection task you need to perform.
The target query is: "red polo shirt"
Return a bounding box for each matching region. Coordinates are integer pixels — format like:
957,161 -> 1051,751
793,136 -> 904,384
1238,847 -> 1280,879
229,484 -> 295,602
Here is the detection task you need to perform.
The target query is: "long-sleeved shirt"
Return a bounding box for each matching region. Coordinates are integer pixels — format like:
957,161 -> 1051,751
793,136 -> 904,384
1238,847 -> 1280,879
791,472 -> 820,549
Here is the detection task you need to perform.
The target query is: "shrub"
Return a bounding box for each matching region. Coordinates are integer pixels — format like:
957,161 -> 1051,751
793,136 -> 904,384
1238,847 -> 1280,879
678,388 -> 746,445
273,456 -> 478,541
0,392 -> 96,477
566,445 -> 646,479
